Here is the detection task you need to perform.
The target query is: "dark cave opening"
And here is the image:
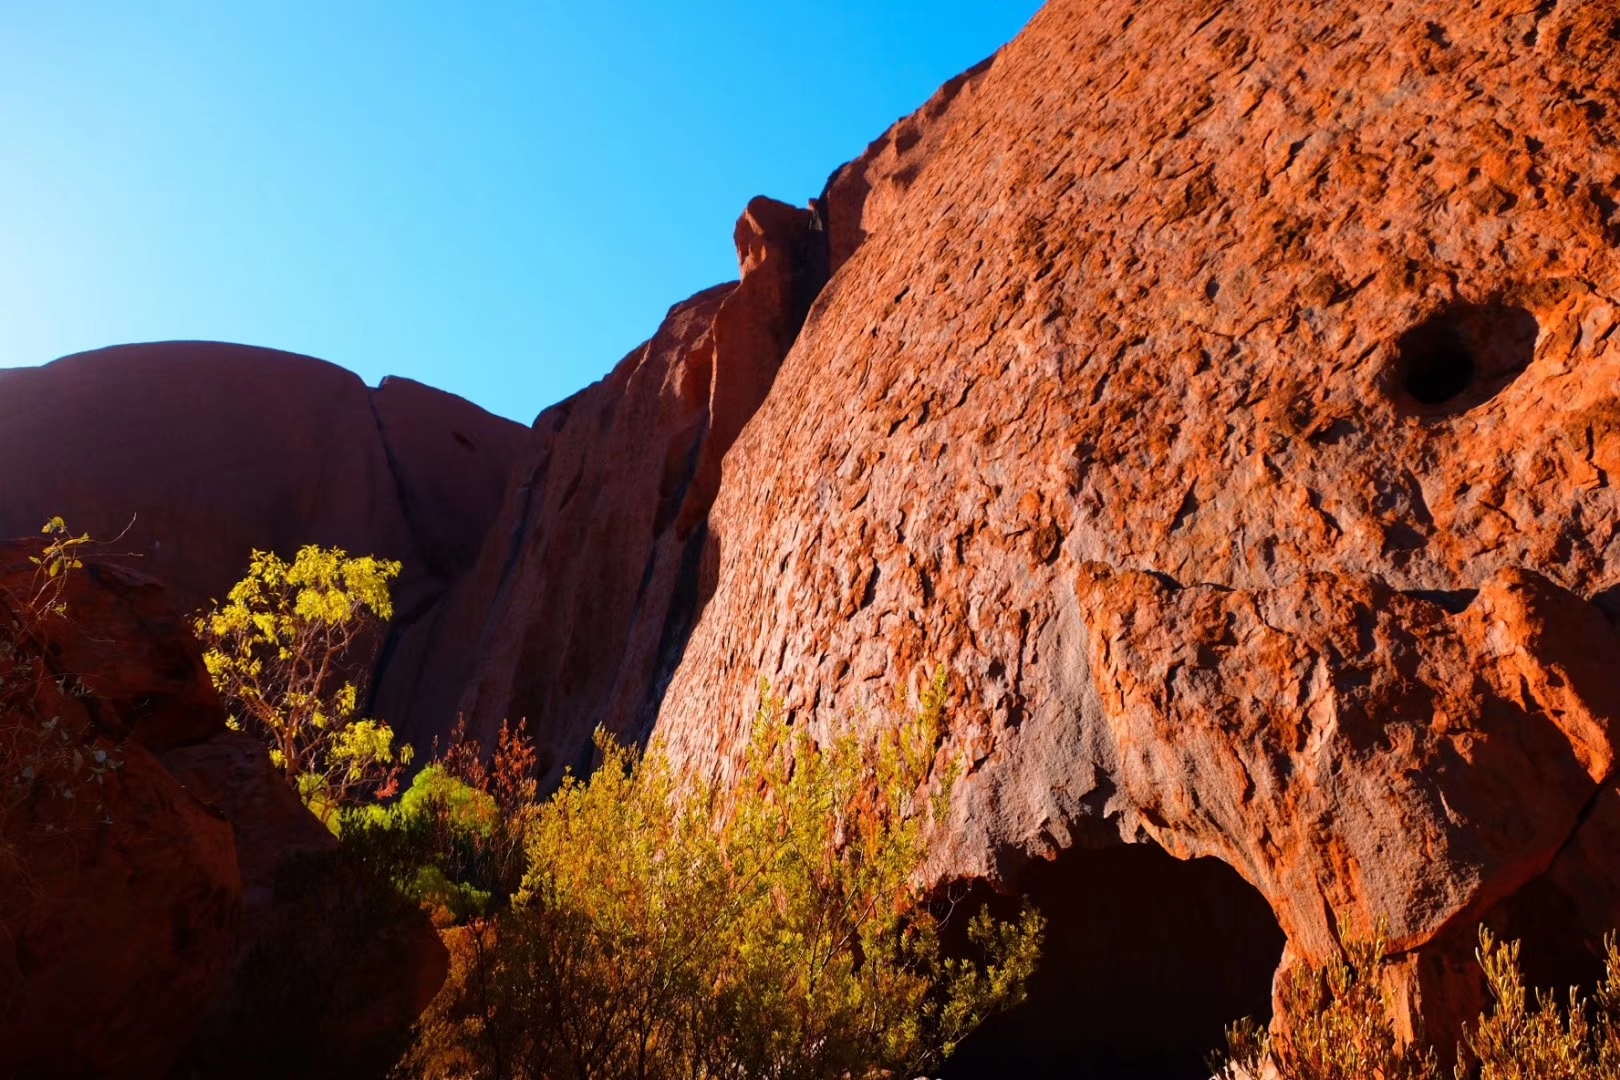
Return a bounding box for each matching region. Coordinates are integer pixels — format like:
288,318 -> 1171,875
941,842 -> 1286,1080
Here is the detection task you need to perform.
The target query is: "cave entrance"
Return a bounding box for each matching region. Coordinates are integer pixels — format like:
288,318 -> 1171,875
942,842 -> 1286,1080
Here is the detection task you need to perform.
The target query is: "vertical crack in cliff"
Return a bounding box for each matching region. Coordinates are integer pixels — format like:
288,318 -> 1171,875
363,388 -> 441,715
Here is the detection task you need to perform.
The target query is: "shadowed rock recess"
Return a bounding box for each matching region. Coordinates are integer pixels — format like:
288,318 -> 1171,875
6,0 -> 1620,1074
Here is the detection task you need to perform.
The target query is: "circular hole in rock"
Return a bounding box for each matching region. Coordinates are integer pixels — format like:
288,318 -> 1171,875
1393,303 -> 1539,414
941,842 -> 1285,1080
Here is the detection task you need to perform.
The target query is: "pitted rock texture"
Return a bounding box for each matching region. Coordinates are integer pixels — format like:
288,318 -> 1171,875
651,0 -> 1620,1048
395,197 -> 828,775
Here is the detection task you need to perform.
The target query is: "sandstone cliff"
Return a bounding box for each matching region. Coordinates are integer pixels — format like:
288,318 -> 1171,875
8,0 -> 1620,1072
388,197 -> 829,778
644,0 -> 1620,1067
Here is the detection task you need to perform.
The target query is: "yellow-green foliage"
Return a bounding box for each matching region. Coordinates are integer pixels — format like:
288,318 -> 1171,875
197,545 -> 410,827
1219,923 -> 1440,1080
396,674 -> 1044,1080
1459,929 -> 1620,1079
345,720 -> 541,926
1218,926 -> 1620,1080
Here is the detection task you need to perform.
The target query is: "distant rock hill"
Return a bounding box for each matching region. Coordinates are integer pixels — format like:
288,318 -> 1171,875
0,339 -> 527,727
6,0 -> 1620,1074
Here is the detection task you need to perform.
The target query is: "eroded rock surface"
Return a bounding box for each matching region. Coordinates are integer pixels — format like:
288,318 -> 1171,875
649,0 -> 1620,1052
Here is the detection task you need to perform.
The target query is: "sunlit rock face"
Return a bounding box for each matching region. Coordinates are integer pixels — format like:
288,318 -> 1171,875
647,0 -> 1620,1059
6,0 -> 1620,1070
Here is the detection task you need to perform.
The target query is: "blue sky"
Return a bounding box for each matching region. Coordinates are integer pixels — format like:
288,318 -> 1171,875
0,2 -> 1041,423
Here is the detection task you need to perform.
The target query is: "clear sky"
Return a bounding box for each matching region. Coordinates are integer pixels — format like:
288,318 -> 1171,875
0,1 -> 1042,424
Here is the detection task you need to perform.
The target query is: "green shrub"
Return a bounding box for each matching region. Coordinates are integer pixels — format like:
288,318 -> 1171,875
1459,928 -> 1620,1079
1215,922 -> 1439,1080
343,719 -> 540,926
394,675 -> 1044,1080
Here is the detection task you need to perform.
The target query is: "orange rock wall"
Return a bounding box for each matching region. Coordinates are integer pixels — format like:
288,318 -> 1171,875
652,0 -> 1620,1044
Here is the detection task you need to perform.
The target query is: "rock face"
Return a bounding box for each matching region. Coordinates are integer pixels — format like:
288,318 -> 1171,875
0,548 -> 244,1079
0,340 -> 526,730
392,197 -> 828,777
643,0 -> 1620,1061
0,543 -> 445,1079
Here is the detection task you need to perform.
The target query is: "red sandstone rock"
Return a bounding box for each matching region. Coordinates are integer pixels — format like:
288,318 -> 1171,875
0,546 -> 243,1079
0,341 -> 526,742
7,0 -> 1620,1065
649,0 -> 1620,1053
0,542 -> 445,1078
0,342 -> 420,611
818,55 -> 994,279
369,374 -> 530,583
397,198 -> 827,774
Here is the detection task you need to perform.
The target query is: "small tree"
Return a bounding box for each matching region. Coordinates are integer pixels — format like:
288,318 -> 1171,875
197,545 -> 411,826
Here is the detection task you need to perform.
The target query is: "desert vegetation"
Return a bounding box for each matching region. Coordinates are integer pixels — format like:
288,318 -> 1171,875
196,545 -> 413,827
196,547 -> 1042,1078
0,519 -> 121,851
1217,924 -> 1620,1080
380,679 -> 1044,1080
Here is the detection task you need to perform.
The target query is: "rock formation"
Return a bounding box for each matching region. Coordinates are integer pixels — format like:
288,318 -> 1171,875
8,0 -> 1620,1072
0,543 -> 446,1079
0,339 -> 526,726
391,197 -> 828,777
644,0 -> 1620,1063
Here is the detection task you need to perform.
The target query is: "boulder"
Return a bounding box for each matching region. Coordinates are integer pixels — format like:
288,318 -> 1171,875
0,542 -> 446,1078
0,546 -> 243,1079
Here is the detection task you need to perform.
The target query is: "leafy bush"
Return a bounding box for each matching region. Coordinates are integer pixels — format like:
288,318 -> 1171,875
394,675 -> 1044,1080
1216,926 -> 1620,1080
1216,922 -> 1439,1080
1459,928 -> 1620,1079
344,720 -> 540,927
196,545 -> 411,827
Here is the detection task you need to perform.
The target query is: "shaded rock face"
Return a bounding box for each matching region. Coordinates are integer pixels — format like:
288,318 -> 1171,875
0,544 -> 445,1079
399,197 -> 829,779
0,552 -> 243,1080
645,0 -> 1620,1062
0,339 -> 526,729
